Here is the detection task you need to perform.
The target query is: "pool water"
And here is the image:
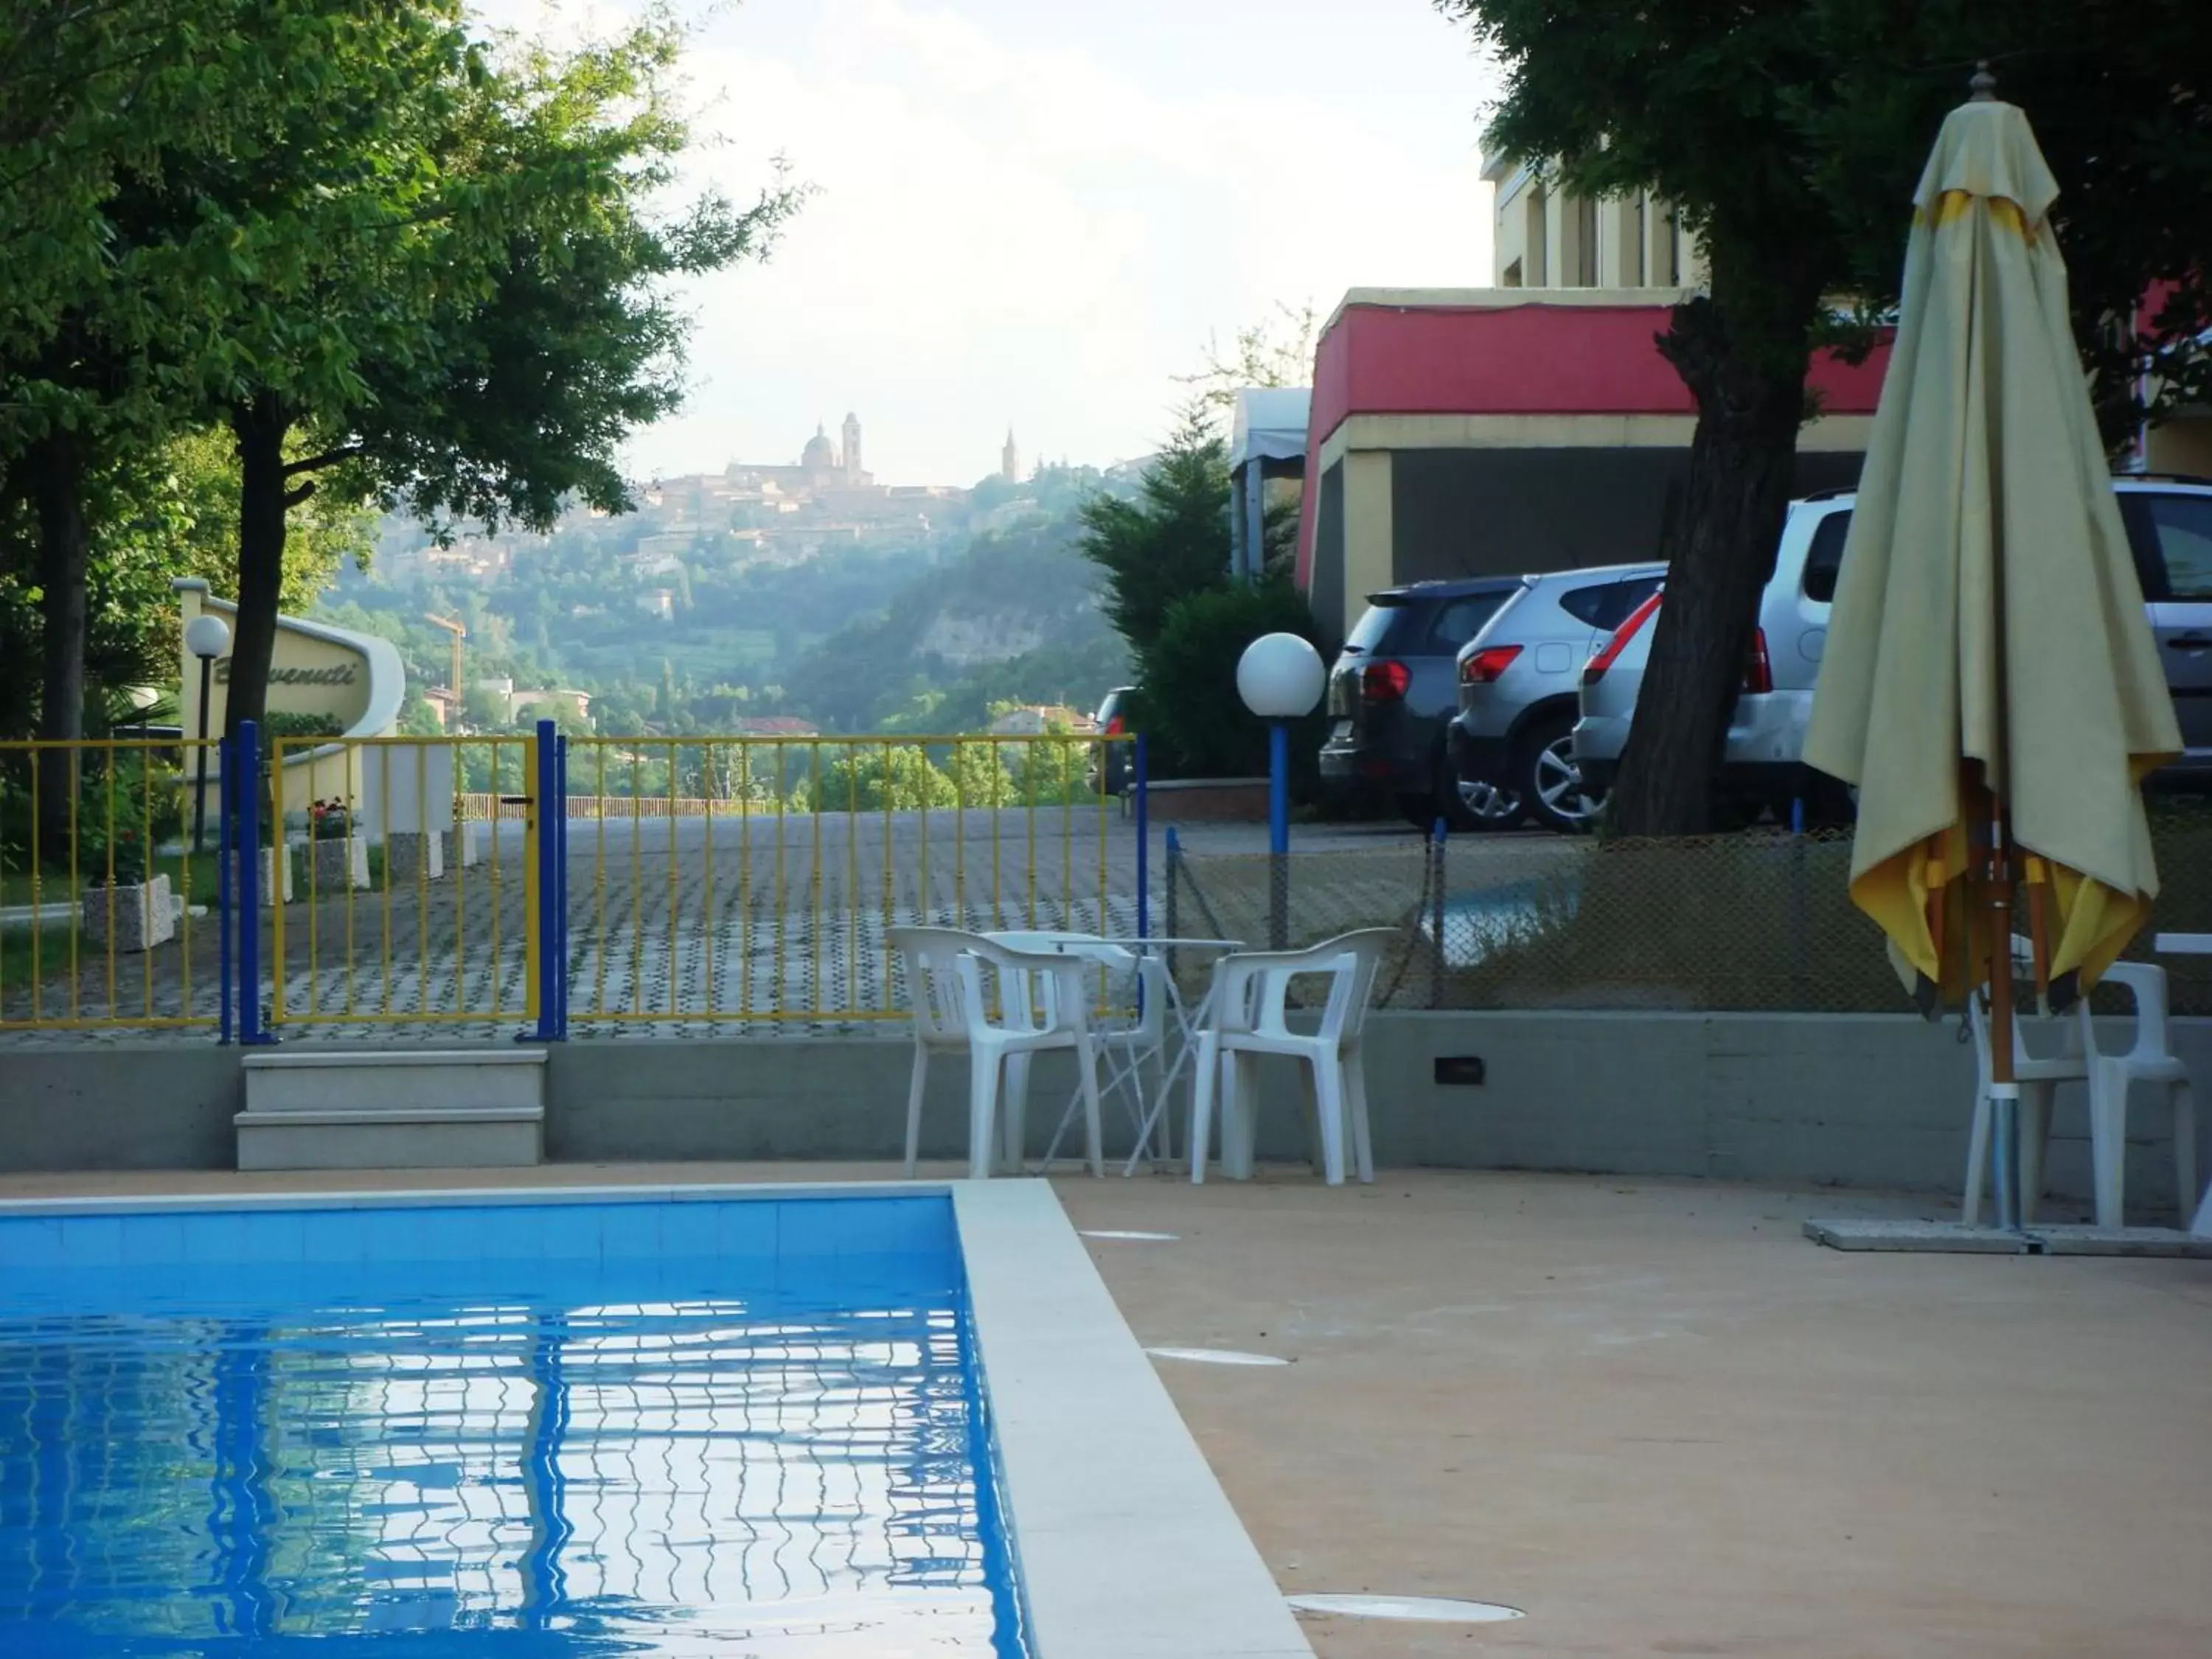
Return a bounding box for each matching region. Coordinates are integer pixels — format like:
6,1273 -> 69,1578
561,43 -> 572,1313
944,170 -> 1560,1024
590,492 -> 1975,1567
0,1194 -> 1028,1658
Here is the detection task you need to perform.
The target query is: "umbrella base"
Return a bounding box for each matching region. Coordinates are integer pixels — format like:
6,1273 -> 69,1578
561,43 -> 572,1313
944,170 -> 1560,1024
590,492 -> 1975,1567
1804,1219 -> 2212,1258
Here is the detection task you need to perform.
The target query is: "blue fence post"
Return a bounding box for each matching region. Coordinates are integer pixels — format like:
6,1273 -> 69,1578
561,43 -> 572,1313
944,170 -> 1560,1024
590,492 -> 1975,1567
528,719 -> 564,1043
236,720 -> 270,1046
218,734 -> 234,1045
554,734 -> 570,1038
1133,734 -> 1150,944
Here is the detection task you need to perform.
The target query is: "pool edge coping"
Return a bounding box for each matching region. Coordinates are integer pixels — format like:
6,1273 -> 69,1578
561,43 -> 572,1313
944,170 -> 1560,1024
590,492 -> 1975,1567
0,1177 -> 1317,1659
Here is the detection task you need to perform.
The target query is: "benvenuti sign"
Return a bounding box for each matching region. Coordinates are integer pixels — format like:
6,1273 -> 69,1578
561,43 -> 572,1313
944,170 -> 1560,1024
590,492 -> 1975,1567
175,579 -> 379,736
214,662 -> 360,687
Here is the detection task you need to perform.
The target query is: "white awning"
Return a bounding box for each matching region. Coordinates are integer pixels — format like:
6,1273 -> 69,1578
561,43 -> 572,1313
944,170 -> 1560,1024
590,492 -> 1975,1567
1228,388 -> 1310,471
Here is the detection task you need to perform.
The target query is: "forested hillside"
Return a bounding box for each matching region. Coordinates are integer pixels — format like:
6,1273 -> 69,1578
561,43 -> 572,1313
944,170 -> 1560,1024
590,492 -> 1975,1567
319,468 -> 1132,735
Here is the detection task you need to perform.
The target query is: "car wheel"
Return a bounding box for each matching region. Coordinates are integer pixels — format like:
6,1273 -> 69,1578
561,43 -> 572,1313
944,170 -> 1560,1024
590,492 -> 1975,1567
1447,760 -> 1523,832
1516,714 -> 1604,834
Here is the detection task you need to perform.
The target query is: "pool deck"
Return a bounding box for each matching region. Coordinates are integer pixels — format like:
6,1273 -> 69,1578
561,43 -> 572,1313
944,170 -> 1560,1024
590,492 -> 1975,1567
4,1161 -> 2206,1657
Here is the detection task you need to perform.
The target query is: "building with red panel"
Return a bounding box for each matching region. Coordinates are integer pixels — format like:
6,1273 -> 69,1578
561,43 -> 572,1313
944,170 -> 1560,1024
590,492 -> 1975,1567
1294,288 -> 1893,641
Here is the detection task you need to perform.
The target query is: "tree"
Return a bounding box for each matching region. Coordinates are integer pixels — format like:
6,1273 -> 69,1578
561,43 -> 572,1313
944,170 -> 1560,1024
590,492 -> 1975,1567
815,747 -> 956,813
1175,300 -> 1322,430
1077,403 -> 1231,655
0,4 -> 459,824
209,13 -> 802,740
1142,577 -> 1329,783
1798,1 -> 2212,451
1439,0 -> 2212,835
1441,0 -> 1853,837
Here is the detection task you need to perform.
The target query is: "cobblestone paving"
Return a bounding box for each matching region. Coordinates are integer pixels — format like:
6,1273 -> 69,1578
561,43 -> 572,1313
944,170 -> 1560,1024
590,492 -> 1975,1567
1,806 -> 1148,1043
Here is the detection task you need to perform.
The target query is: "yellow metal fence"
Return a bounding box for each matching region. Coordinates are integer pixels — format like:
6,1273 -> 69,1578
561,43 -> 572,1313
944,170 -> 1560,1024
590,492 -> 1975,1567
268,734 -> 535,1029
1,730 -> 1137,1035
1,738 -> 226,1031
560,734 -> 1132,1027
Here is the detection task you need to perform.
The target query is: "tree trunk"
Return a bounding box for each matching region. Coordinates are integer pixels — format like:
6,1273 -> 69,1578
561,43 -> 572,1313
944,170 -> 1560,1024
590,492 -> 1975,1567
29,430 -> 90,865
1607,295 -> 1812,838
226,394 -> 293,742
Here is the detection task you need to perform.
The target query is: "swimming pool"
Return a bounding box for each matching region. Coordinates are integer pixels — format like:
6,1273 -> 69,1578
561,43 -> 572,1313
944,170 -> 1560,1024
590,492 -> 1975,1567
0,1183 -> 1318,1659
0,1192 -> 1026,1656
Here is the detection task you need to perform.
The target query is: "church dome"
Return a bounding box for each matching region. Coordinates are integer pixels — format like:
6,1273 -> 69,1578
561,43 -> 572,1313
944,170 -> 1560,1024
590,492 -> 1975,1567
801,425 -> 836,470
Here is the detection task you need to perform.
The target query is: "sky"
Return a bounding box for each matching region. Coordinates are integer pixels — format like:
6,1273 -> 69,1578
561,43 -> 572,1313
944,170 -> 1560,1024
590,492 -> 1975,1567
473,0 -> 1500,487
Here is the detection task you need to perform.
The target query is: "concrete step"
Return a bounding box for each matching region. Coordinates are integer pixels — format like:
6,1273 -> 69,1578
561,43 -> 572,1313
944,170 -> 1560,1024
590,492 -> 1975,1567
234,1106 -> 544,1171
243,1048 -> 546,1116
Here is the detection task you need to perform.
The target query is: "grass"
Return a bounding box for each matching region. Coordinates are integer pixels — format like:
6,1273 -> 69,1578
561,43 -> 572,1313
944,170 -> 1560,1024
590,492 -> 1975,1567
1,847 -> 225,908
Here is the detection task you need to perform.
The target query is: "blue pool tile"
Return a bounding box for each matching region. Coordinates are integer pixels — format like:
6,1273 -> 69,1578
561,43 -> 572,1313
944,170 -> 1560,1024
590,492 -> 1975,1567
591,1203 -> 661,1262
121,1212 -> 187,1268
714,1200 -> 778,1260
299,1211 -> 366,1265
58,1215 -> 126,1269
658,1202 -> 718,1259
776,1197 -> 850,1259
398,1208 -> 483,1263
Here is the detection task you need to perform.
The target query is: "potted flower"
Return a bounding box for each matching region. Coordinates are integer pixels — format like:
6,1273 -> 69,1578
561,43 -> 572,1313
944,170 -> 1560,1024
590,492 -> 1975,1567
81,824 -> 175,953
305,796 -> 369,892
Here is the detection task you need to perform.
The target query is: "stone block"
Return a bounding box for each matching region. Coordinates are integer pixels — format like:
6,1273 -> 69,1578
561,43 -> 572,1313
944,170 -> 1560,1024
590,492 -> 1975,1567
79,875 -> 175,953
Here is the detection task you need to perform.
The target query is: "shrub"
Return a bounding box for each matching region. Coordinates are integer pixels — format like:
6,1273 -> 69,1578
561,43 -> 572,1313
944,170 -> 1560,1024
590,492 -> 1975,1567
1139,577 -> 1329,793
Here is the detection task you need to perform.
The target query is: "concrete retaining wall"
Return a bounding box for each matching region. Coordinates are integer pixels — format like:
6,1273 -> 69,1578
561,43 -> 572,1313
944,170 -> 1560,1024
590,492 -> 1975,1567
5,1012 -> 2204,1220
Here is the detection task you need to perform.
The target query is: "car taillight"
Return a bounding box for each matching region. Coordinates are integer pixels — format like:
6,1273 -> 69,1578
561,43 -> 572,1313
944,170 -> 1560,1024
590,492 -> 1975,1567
1583,593 -> 1664,686
1360,660 -> 1411,703
1459,645 -> 1523,686
1105,714 -> 1125,736
1744,628 -> 1773,695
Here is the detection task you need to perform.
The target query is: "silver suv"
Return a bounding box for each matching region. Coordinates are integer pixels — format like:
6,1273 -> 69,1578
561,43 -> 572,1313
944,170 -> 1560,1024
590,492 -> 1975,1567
1573,476 -> 2212,817
1445,563 -> 1666,832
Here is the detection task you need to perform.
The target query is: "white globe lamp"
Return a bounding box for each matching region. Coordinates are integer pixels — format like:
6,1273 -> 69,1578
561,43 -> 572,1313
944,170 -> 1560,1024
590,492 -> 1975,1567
1236,633 -> 1326,720
184,613 -> 232,851
184,613 -> 232,662
1236,633 -> 1324,949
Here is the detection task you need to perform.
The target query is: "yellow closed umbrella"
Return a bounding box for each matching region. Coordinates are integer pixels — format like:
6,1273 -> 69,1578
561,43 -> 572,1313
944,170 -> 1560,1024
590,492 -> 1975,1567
1805,72 -> 2180,1034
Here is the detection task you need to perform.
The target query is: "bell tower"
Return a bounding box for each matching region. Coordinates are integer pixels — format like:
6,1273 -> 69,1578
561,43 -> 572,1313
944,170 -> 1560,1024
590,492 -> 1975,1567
841,412 -> 863,484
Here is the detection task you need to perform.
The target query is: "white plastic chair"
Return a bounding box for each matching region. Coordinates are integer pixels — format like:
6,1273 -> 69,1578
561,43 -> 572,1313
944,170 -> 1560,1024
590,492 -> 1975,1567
889,926 -> 978,1177
1966,942 -> 2197,1227
987,931 -> 1169,1166
956,936 -> 1106,1180
1189,928 -> 1396,1187
2083,963 -> 2197,1227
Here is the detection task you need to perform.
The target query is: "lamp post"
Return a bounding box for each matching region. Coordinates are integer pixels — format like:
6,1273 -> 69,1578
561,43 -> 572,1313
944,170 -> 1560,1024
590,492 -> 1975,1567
1236,632 -> 1325,948
185,613 -> 231,852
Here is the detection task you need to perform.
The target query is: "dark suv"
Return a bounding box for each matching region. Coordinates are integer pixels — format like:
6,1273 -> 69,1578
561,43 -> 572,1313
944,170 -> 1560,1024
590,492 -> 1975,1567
1089,684 -> 1137,796
1318,578 -> 1525,829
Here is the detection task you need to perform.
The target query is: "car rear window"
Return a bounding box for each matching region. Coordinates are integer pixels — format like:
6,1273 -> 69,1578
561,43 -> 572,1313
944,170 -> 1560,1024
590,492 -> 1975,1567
1345,591 -> 1512,655
1343,602 -> 1404,653
2146,494 -> 2212,600
1557,577 -> 1662,631
1420,592 -> 1511,653
1802,509 -> 1854,602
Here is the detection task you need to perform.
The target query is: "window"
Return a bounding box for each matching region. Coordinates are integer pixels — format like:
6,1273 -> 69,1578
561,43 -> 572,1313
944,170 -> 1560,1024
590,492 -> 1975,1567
1801,509 -> 1855,603
2147,495 -> 2212,601
1422,594 -> 1511,653
1558,577 -> 1662,632
1343,602 -> 1402,653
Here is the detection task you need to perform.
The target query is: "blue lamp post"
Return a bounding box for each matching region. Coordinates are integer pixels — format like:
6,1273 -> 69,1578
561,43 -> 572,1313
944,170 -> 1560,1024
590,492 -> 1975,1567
1237,632 -> 1326,947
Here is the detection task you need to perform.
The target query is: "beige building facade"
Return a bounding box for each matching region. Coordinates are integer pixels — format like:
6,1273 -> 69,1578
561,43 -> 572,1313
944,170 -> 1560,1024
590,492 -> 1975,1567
1483,156 -> 1708,292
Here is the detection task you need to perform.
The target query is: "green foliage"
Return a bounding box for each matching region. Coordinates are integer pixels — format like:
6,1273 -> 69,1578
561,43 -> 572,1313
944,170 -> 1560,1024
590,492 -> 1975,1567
1792,0 -> 2212,446
1141,577 -> 1328,786
945,742 -> 1018,807
1077,404 -> 1232,655
814,747 -> 957,813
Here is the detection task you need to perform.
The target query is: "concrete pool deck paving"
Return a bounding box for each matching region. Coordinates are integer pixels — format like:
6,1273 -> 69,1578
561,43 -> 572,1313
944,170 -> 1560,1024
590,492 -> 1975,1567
3,1161 -> 2206,1657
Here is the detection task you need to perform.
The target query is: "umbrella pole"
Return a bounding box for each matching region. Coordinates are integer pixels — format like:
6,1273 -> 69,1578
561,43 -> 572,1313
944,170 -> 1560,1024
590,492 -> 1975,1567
1978,770 -> 2023,1231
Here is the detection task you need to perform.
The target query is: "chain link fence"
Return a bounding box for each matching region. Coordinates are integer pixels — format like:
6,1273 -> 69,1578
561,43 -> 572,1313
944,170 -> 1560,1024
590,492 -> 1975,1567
1164,802 -> 2212,1016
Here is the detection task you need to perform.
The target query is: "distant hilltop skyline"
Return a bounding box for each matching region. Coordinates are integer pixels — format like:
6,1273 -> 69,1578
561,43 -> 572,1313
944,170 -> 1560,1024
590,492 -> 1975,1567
626,414 -> 1115,495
